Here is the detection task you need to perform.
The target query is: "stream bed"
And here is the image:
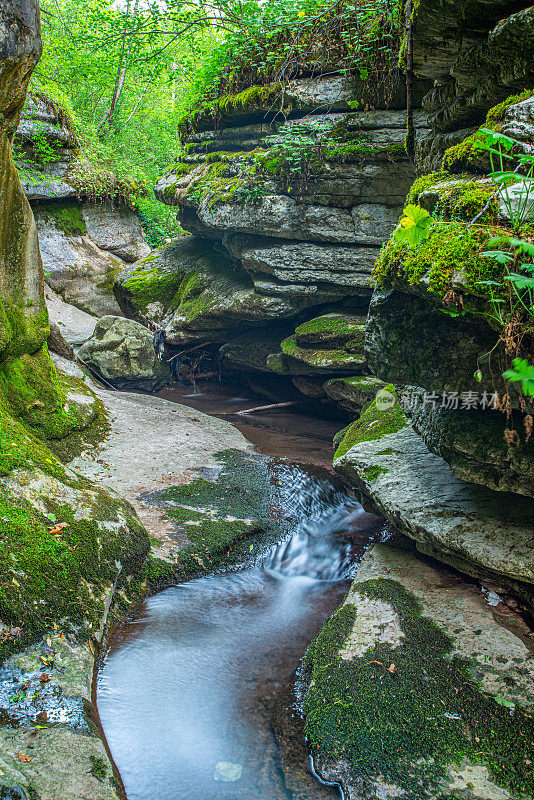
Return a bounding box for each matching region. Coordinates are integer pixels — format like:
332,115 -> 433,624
97,386 -> 388,800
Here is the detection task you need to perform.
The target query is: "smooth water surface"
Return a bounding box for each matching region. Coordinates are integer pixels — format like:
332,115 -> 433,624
98,461 -> 388,800
158,384 -> 346,467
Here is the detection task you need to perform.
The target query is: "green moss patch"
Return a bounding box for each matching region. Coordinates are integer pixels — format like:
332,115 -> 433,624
374,221 -> 501,299
281,334 -> 365,371
334,385 -> 407,458
442,91 -> 534,173
42,202 -> 86,236
295,315 -> 365,346
0,344 -> 148,661
0,346 -> 99,443
129,450 -> 293,593
303,579 -> 534,799
120,264 -> 185,315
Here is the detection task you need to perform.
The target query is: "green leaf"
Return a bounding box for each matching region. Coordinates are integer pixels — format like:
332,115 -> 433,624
490,170 -> 521,184
503,358 -> 534,397
392,204 -> 433,248
481,250 -> 514,265
506,273 -> 534,290
477,128 -> 517,151
494,697 -> 515,709
474,369 -> 482,383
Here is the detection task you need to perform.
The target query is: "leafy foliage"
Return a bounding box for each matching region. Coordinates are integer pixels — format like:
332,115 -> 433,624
392,203 -> 432,248
503,358 -> 534,398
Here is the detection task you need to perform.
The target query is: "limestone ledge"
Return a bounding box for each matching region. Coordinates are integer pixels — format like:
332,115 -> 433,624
303,542 -> 534,800
334,426 -> 534,604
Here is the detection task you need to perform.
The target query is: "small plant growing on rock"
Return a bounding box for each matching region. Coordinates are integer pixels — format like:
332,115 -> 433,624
390,128 -> 534,408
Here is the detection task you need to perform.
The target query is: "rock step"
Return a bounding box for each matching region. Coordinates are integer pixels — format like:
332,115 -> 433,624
334,426 -> 534,606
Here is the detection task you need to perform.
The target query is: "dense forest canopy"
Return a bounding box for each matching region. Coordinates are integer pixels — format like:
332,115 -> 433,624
31,0 -> 400,241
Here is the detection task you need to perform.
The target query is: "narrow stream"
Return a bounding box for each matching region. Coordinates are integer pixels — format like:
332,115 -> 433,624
97,386 -> 388,800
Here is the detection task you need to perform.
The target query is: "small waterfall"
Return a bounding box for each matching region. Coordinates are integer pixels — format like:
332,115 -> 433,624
97,460 -> 387,800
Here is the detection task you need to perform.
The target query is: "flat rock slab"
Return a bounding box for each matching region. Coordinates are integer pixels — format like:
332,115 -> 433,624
304,543 -> 534,800
352,545 -> 534,710
0,726 -> 118,800
59,357 -> 250,542
334,426 -> 534,590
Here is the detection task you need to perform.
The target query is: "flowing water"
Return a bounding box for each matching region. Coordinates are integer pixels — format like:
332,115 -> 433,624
98,389 -> 388,799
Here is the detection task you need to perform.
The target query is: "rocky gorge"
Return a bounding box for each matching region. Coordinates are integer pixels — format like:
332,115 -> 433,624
1,0 -> 534,799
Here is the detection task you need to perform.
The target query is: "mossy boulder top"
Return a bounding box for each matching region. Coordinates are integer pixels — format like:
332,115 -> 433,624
303,542 -> 534,800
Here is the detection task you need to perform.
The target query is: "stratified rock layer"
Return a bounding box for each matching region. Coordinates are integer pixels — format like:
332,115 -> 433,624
334,426 -> 534,603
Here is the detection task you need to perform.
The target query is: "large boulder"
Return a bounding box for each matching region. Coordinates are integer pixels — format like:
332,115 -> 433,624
408,390 -> 534,498
81,203 -> 150,263
78,316 -> 171,391
303,542 -> 534,800
367,134 -> 534,496
34,201 -> 150,317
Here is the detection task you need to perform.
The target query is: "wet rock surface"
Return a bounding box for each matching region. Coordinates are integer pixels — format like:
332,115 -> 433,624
334,426 -> 534,605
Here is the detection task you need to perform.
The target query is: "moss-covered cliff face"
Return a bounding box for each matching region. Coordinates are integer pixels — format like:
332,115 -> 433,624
0,0 -> 149,662
353,0 -> 534,502
0,1 -> 46,364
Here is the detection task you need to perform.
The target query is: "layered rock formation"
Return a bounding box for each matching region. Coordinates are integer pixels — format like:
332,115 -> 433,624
114,74 -> 429,405
303,4 -> 534,797
15,93 -> 150,325
413,1 -> 534,171
334,0 -> 534,600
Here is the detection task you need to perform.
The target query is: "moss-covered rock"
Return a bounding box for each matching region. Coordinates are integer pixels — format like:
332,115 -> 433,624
408,389 -> 534,498
323,375 -> 386,414
294,314 -> 366,347
333,385 -> 407,458
303,543 -> 534,800
442,91 -> 534,174
115,237 -> 322,345
280,332 -> 365,374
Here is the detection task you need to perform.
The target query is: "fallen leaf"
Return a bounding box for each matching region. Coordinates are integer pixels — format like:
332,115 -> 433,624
49,523 -> 69,536
365,660 -> 386,671
17,753 -> 31,763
